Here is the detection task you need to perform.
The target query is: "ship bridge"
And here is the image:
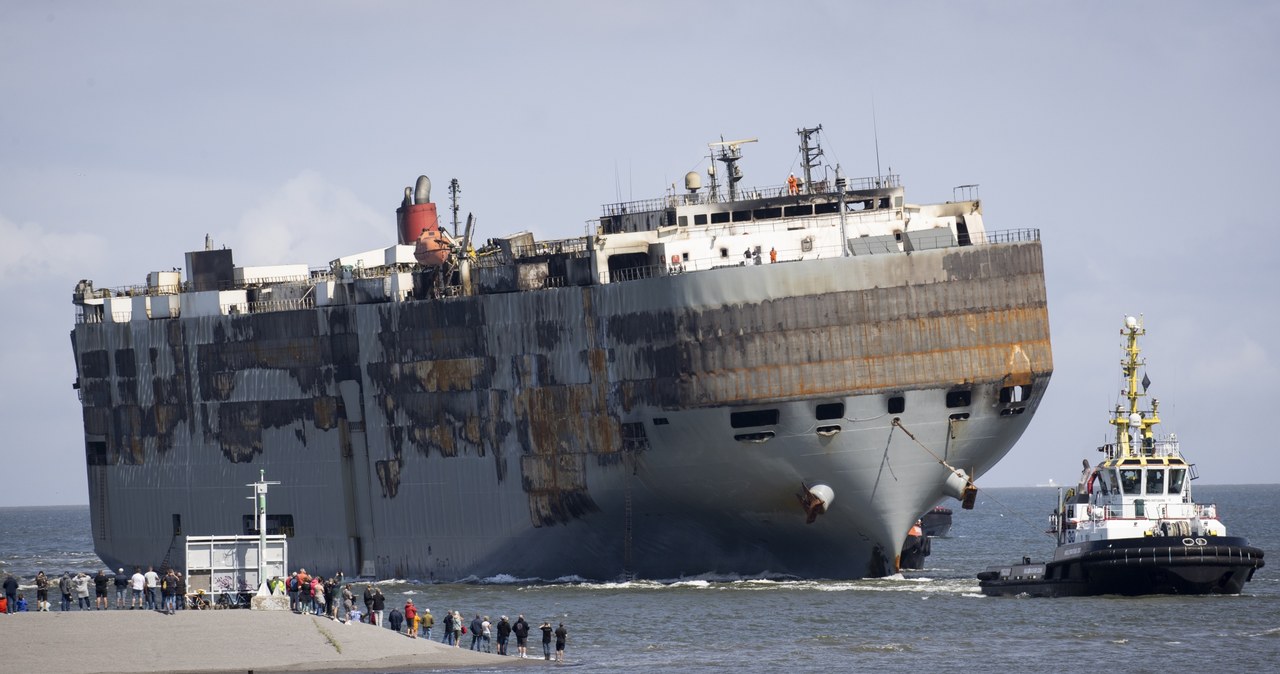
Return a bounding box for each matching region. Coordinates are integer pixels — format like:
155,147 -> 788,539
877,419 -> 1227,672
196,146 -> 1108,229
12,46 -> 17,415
599,173 -> 904,235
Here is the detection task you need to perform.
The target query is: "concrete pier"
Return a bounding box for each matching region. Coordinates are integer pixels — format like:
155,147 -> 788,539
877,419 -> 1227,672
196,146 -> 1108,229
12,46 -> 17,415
0,609 -> 527,673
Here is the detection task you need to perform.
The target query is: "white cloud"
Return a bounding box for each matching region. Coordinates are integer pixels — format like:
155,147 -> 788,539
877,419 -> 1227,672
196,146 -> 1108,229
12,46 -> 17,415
229,171 -> 389,267
0,213 -> 108,283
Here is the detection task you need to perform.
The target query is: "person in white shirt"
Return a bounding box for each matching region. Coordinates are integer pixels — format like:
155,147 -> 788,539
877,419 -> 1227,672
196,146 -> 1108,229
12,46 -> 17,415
130,567 -> 146,609
143,567 -> 160,610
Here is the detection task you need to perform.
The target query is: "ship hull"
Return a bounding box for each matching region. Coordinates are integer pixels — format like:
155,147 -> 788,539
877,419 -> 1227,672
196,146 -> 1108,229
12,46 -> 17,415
978,537 -> 1266,597
72,239 -> 1052,580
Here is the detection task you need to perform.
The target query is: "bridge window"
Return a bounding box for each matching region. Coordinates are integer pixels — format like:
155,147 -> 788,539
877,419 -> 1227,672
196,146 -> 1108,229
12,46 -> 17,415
1119,469 -> 1141,495
694,214 -> 708,225
1145,468 -> 1165,495
1106,470 -> 1120,495
710,212 -> 730,224
1168,468 -> 1186,494
732,210 -> 751,222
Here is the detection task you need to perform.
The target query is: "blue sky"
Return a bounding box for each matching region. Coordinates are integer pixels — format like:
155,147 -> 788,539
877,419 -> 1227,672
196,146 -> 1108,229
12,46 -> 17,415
2,1 -> 1277,506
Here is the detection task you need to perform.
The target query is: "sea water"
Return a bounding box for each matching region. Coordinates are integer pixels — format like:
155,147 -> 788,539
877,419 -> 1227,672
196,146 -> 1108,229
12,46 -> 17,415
3,485 -> 1278,673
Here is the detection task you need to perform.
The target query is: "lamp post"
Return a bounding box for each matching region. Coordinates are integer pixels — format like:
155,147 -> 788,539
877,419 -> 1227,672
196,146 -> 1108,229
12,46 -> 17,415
247,470 -> 280,592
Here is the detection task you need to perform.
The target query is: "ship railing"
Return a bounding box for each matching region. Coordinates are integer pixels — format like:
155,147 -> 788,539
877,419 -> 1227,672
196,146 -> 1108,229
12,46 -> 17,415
1155,502 -> 1205,520
510,237 -> 592,260
600,174 -> 904,216
973,228 -> 1040,245
1096,501 -> 1218,520
603,264 -> 664,283
247,297 -> 316,313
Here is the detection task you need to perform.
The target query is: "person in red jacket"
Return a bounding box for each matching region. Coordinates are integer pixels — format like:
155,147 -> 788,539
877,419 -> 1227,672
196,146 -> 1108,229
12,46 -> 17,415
403,600 -> 418,638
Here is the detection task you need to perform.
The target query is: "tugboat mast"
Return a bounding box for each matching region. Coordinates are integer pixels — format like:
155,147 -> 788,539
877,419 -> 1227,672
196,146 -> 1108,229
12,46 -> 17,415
1109,315 -> 1161,458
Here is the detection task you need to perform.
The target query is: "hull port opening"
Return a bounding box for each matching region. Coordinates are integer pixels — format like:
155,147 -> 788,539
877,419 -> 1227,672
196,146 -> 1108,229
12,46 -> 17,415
816,425 -> 841,436
734,431 -> 774,443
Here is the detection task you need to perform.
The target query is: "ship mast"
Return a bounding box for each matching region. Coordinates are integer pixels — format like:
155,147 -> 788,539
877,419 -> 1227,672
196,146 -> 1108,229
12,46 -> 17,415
708,136 -> 757,202
797,125 -> 823,195
1109,315 -> 1161,457
448,178 -> 461,237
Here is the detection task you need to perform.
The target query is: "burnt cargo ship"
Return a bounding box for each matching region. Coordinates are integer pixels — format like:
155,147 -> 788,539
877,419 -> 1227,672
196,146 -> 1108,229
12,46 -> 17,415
70,126 -> 1052,581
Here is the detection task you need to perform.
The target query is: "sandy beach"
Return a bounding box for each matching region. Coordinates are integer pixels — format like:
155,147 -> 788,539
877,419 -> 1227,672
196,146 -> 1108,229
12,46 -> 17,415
0,609 -> 532,673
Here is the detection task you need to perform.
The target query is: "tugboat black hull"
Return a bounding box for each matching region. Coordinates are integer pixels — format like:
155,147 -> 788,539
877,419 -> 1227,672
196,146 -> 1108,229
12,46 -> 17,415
978,537 -> 1265,597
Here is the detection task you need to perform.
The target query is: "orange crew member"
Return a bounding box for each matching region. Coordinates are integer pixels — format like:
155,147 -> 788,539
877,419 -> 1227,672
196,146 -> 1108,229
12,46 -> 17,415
769,247 -> 777,263
787,173 -> 799,195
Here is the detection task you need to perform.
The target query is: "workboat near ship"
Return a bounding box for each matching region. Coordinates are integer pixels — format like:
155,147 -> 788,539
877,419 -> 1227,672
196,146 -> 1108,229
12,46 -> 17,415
978,316 -> 1264,597
920,505 -> 954,538
70,126 -> 1052,581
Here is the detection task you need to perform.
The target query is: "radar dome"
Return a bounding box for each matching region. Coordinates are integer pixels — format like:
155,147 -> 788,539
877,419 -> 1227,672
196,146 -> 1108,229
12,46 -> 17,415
685,171 -> 702,192
1124,315 -> 1138,330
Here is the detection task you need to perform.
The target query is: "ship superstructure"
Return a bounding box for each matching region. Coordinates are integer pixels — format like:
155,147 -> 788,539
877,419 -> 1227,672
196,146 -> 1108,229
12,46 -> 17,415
71,126 -> 1053,580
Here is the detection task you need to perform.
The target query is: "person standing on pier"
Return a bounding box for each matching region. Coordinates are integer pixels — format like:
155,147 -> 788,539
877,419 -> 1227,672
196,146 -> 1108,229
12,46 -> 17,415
442,610 -> 456,645
2,573 -> 17,613
540,621 -> 553,660
496,616 -> 511,655
35,571 -> 49,611
420,608 -> 434,639
93,569 -> 110,609
512,615 -> 530,658
403,599 -> 417,638
113,568 -> 130,609
58,572 -> 73,611
73,571 -> 91,609
371,586 -> 386,627
554,623 -> 568,662
129,568 -> 145,609
143,567 -> 159,610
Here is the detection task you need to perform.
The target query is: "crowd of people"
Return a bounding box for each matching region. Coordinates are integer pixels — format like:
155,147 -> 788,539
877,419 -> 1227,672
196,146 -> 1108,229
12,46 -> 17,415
2,567 -> 185,614
268,568 -> 568,661
3,567 -> 570,662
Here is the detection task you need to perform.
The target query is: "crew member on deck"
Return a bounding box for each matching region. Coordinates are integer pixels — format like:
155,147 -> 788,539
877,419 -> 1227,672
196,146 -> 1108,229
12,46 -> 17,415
787,173 -> 799,195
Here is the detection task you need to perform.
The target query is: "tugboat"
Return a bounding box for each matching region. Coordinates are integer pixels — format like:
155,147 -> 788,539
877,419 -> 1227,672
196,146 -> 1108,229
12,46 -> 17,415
978,315 -> 1264,597
900,519 -> 930,570
920,506 -> 953,538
